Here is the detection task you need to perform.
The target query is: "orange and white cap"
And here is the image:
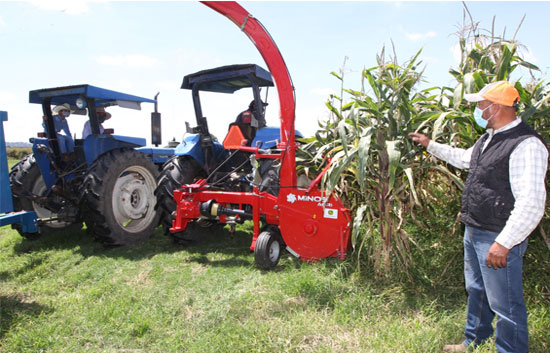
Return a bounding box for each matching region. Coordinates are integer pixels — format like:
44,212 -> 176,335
464,81 -> 519,107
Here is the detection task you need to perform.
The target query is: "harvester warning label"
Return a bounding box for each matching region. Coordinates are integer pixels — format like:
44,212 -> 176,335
324,208 -> 338,219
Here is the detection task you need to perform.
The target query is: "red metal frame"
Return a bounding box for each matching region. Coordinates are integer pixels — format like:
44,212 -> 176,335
170,1 -> 351,262
202,1 -> 296,187
172,180 -> 350,261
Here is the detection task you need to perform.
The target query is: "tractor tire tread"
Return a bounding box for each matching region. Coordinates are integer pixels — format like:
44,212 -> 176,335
80,149 -> 160,246
154,156 -> 204,235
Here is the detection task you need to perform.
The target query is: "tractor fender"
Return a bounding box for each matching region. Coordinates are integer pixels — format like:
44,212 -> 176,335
83,134 -> 145,166
134,146 -> 175,166
174,134 -> 228,170
29,135 -> 146,188
251,127 -> 304,149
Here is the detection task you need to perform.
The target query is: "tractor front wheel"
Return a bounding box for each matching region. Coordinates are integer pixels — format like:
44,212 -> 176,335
254,229 -> 284,270
80,149 -> 160,245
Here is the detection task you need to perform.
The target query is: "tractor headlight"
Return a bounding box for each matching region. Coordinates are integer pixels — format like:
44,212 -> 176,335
76,96 -> 87,109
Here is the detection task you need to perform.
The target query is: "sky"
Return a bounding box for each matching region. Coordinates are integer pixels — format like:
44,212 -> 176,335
1,0 -> 549,144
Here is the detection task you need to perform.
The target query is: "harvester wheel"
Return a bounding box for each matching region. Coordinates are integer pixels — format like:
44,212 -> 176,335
254,230 -> 284,270
9,154 -> 82,239
154,156 -> 205,240
80,149 -> 160,246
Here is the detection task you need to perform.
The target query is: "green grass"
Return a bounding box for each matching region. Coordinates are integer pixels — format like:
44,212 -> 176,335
1,223 -> 549,353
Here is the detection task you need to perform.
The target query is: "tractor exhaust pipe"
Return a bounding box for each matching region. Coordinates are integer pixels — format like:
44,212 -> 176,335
151,92 -> 161,147
200,200 -> 252,219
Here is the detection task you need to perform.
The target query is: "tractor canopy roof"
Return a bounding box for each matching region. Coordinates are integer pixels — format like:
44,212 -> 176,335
29,84 -> 156,110
181,64 -> 274,93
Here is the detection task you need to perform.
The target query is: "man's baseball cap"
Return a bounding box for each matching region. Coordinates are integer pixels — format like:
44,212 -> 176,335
464,81 -> 520,107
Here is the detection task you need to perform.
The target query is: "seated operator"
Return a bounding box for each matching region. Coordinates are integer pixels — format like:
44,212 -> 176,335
82,107 -> 111,139
233,100 -> 267,143
42,103 -> 75,156
235,99 -> 268,126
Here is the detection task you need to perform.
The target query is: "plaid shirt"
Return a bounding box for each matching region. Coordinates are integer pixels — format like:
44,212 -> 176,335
427,118 -> 548,249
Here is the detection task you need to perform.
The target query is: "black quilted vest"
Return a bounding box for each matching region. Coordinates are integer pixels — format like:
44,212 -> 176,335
461,121 -> 545,232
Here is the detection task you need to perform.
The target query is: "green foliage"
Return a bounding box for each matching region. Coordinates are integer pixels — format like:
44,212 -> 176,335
448,11 -> 548,131
6,147 -> 31,161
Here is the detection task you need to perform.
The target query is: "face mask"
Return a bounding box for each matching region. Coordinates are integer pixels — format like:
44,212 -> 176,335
98,115 -> 106,123
61,111 -> 70,118
473,104 -> 493,129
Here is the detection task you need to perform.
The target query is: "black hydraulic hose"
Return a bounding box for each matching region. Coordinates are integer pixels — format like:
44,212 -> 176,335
205,150 -> 240,183
207,157 -> 251,187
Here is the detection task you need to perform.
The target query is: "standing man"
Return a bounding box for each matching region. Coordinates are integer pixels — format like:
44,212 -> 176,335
409,81 -> 548,353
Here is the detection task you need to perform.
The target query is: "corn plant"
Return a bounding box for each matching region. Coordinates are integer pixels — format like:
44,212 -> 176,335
307,47 -> 465,277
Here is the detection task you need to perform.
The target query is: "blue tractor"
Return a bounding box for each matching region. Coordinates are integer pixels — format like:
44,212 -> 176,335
9,85 -> 173,245
155,64 -> 304,240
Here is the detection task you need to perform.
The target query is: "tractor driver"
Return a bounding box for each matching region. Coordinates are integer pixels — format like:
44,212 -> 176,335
233,99 -> 267,143
42,103 -> 75,156
82,107 -> 111,139
235,99 -> 268,127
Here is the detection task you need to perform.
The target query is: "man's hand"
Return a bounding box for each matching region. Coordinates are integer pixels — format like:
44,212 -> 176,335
408,132 -> 431,148
486,242 -> 510,269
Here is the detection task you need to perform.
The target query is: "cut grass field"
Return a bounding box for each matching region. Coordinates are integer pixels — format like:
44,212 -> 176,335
1,222 -> 549,353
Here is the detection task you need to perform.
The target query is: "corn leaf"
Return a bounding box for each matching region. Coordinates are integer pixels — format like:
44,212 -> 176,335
453,83 -> 463,109
472,71 -> 485,90
431,112 -> 450,141
352,205 -> 367,249
404,167 -> 420,206
357,132 -> 372,192
496,44 -> 513,81
518,60 -> 539,71
338,120 -> 349,155
386,140 -> 401,191
330,71 -> 343,81
464,73 -> 475,94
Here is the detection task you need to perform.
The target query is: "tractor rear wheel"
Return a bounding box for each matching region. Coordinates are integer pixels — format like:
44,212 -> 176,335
254,229 -> 284,270
155,156 -> 205,240
80,149 -> 160,246
9,154 -> 82,239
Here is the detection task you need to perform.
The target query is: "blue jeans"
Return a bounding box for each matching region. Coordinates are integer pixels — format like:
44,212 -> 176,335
57,134 -> 75,154
462,225 -> 529,353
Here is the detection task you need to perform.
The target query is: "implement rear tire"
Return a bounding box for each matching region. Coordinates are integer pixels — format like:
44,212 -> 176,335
80,149 -> 160,246
254,230 -> 284,270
